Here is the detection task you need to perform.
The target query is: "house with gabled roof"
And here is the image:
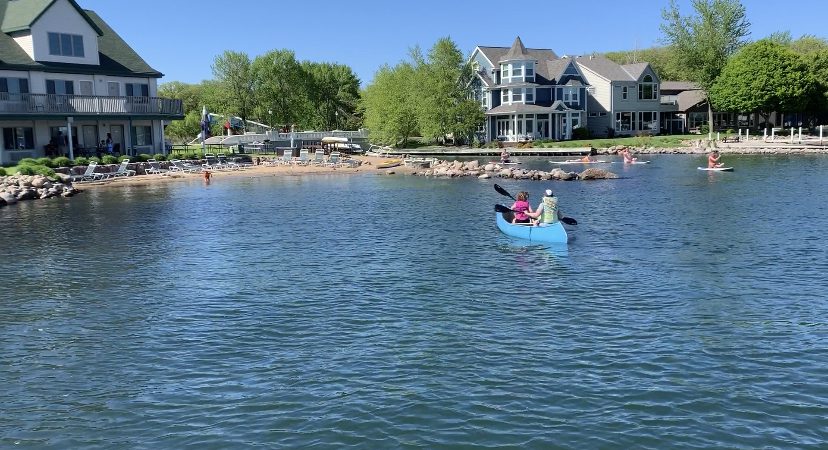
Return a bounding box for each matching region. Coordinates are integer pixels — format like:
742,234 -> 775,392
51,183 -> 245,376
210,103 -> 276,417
0,0 -> 183,164
470,37 -> 589,143
574,55 -> 661,137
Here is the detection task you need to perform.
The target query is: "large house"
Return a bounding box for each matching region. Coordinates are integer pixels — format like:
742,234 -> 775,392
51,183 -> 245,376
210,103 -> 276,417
470,37 -> 665,142
574,55 -> 662,138
470,37 -> 588,142
0,0 -> 183,165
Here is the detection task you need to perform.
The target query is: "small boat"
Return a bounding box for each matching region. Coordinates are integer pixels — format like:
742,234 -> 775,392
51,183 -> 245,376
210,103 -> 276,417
550,159 -> 610,164
698,166 -> 734,172
377,159 -> 402,169
495,211 -> 568,244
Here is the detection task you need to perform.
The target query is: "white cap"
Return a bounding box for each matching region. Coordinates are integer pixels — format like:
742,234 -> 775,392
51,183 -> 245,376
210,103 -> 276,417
545,189 -> 553,196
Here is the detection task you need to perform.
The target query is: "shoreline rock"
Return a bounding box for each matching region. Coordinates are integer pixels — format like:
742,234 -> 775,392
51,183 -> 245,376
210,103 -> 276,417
0,174 -> 80,208
411,159 -> 618,181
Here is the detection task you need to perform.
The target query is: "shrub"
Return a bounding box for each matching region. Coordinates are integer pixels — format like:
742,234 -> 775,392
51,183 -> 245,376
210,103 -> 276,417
572,128 -> 591,140
137,153 -> 153,162
0,167 -> 6,176
18,157 -> 38,166
153,153 -> 166,161
102,155 -> 119,164
16,165 -> 36,175
36,157 -> 54,167
73,156 -> 89,166
52,156 -> 71,168
726,129 -> 735,135
700,124 -> 710,135
33,165 -> 55,177
88,156 -> 101,164
606,127 -> 616,138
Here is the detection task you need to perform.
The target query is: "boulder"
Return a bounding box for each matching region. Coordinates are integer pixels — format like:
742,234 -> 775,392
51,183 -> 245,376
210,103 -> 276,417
484,163 -> 496,172
579,168 -> 619,180
498,168 -> 513,178
1,192 -> 17,204
550,168 -> 578,181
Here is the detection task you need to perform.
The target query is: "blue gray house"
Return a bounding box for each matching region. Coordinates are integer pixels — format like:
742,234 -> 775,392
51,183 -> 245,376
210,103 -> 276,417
470,37 -> 589,143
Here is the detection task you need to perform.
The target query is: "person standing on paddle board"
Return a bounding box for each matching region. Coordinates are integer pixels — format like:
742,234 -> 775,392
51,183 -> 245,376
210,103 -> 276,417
510,191 -> 533,224
708,150 -> 724,168
526,189 -> 562,226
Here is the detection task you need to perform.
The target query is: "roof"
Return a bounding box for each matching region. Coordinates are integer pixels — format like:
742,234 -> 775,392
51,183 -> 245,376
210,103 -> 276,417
477,45 -> 558,68
575,55 -> 641,81
486,100 -> 578,115
544,59 -> 571,83
1,0 -> 102,35
660,81 -> 701,92
501,36 -> 532,62
677,89 -> 706,111
621,63 -> 649,80
0,2 -> 162,77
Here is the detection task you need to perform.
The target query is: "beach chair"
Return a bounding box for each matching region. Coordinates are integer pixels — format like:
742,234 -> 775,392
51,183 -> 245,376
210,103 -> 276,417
169,159 -> 201,173
324,151 -> 343,167
291,149 -> 310,166
279,150 -> 294,165
107,159 -> 136,178
311,149 -> 325,166
144,159 -> 169,175
70,161 -> 106,182
217,154 -> 242,170
203,153 -> 225,171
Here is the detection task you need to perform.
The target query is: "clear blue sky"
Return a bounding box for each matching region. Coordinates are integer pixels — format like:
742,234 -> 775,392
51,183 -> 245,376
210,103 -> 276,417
80,0 -> 826,86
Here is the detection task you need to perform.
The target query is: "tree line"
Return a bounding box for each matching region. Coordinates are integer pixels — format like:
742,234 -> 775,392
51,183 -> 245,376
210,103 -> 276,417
606,0 -> 828,130
160,50 -> 361,143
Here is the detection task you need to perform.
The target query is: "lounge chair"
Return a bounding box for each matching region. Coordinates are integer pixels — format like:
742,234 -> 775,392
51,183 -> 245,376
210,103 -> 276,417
107,159 -> 136,178
217,154 -> 242,170
279,150 -> 294,165
310,149 -> 325,166
324,151 -> 343,167
291,149 -> 310,166
70,161 -> 106,182
203,153 -> 225,171
169,159 -> 201,173
144,159 -> 169,175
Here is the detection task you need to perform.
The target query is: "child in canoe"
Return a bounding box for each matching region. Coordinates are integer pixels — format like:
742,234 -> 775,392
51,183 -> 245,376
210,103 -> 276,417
510,191 -> 533,224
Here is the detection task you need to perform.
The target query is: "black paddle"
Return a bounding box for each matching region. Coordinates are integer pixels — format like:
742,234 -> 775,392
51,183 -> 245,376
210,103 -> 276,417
493,184 -> 578,225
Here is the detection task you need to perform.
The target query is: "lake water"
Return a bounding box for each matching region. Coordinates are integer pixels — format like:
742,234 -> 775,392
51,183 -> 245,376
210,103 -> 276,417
2,154 -> 828,449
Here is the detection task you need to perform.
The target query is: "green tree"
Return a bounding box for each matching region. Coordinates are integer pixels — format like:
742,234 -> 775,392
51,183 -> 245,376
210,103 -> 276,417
304,62 -> 362,131
661,0 -> 750,133
251,49 -> 309,130
361,63 -> 418,146
711,40 -> 815,125
604,46 -> 688,81
788,36 -> 828,123
212,51 -> 256,127
164,110 -> 202,143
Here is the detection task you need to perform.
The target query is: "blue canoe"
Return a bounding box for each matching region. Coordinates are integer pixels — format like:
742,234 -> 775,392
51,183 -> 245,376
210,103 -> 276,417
496,211 -> 568,244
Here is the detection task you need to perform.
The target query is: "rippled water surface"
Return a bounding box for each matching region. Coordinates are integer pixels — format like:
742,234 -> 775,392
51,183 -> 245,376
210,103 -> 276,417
2,155 -> 828,448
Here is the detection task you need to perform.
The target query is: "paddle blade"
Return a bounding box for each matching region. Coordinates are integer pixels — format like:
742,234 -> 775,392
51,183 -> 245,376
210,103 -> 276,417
494,204 -> 512,214
561,217 -> 578,225
494,184 -> 515,200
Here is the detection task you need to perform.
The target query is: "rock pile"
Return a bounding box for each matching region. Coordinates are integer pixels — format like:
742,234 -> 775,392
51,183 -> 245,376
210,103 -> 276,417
412,160 -> 618,181
0,175 -> 79,208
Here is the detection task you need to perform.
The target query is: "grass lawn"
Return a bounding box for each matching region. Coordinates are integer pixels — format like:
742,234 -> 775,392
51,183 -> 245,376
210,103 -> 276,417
534,134 -> 698,149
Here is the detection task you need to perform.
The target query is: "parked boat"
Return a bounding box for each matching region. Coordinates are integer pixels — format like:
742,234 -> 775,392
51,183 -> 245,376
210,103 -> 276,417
495,211 -> 568,244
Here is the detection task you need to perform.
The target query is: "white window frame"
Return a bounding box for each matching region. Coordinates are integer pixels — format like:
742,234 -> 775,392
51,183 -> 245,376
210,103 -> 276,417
512,88 -> 523,102
563,87 -> 579,104
48,32 -> 84,57
502,89 -> 510,104
525,64 -> 535,82
525,88 -> 534,104
621,86 -> 628,100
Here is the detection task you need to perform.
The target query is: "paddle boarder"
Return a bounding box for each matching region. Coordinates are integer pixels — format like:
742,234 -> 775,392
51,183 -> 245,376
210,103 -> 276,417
526,189 -> 561,226
619,147 -> 637,163
708,150 -> 723,168
501,149 -> 511,164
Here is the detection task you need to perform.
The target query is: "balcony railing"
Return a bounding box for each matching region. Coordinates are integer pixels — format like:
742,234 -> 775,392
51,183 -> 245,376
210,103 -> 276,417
0,93 -> 183,117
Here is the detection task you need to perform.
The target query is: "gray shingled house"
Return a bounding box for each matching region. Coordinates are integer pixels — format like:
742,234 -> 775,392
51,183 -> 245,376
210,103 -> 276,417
0,0 -> 183,164
470,37 -> 589,143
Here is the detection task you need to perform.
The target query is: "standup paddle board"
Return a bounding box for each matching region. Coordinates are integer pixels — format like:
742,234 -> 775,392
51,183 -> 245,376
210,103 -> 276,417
698,166 -> 734,172
495,161 -> 521,165
550,160 -> 610,164
623,160 -> 650,164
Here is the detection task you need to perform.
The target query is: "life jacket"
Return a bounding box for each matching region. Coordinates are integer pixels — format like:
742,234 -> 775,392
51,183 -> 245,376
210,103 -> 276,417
513,200 -> 530,220
540,196 -> 559,224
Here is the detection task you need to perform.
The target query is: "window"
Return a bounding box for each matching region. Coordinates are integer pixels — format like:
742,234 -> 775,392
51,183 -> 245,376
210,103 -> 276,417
641,111 -> 658,131
525,64 -> 534,80
615,112 -> 633,132
512,88 -> 523,102
621,86 -> 628,100
639,75 -> 657,100
0,78 -> 29,102
131,126 -> 153,146
79,80 -> 93,96
4,127 -> 34,149
525,88 -> 534,103
48,32 -> 84,57
572,115 -> 581,129
126,83 -> 149,97
513,65 -> 523,77
46,79 -> 74,95
563,87 -> 579,104
501,64 -> 510,78
502,89 -> 510,103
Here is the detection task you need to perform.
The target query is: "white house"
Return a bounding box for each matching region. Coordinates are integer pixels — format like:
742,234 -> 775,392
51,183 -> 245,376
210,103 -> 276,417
0,0 -> 183,164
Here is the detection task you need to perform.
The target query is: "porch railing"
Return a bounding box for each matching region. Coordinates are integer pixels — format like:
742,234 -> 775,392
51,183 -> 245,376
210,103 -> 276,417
0,93 -> 183,117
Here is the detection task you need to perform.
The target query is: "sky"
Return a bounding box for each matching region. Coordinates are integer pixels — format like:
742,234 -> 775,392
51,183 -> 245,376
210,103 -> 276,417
79,0 -> 827,86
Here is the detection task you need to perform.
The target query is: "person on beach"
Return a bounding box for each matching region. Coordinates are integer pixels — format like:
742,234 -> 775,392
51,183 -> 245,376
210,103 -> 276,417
501,149 -> 511,163
525,189 -> 561,226
708,150 -> 723,168
510,191 -> 533,224
106,133 -> 113,154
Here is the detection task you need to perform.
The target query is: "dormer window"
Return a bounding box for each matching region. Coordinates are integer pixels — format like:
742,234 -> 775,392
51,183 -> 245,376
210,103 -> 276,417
639,75 -> 658,100
500,62 -> 535,83
501,64 -> 510,78
48,32 -> 84,58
